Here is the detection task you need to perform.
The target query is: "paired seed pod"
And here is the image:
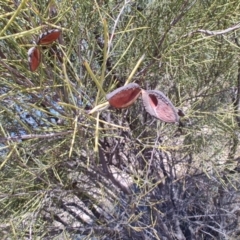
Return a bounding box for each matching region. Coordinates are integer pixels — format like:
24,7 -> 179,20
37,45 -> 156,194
28,29 -> 61,72
106,83 -> 180,123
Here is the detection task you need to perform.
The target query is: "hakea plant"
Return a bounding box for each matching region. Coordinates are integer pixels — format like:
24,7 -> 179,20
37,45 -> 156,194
106,83 -> 180,123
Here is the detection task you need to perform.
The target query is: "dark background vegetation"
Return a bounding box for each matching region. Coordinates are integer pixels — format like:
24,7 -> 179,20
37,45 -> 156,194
1,0 -> 240,239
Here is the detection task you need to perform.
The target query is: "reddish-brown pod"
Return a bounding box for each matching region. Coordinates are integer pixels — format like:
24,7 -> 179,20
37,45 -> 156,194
37,29 -> 61,45
106,83 -> 141,108
28,46 -> 41,72
141,89 -> 179,123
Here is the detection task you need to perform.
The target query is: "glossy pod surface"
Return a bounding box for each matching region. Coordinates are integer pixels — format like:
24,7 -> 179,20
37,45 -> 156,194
106,83 -> 141,108
37,29 -> 61,45
28,46 -> 41,72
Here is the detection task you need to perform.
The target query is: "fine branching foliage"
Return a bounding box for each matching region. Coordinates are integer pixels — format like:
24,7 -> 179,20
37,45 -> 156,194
1,0 -> 240,239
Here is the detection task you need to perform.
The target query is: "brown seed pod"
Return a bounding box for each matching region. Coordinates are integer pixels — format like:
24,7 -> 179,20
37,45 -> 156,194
37,29 -> 61,45
106,83 -> 141,108
141,89 -> 179,123
28,46 -> 41,72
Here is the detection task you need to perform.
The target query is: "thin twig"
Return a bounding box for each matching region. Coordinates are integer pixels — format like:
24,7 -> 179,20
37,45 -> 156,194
157,0 -> 194,50
107,0 -> 132,55
184,22 -> 240,37
0,131 -> 73,143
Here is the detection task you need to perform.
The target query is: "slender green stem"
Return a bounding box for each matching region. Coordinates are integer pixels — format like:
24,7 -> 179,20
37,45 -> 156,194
0,0 -> 29,37
100,19 -> 108,85
125,54 -> 145,85
84,61 -> 105,97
